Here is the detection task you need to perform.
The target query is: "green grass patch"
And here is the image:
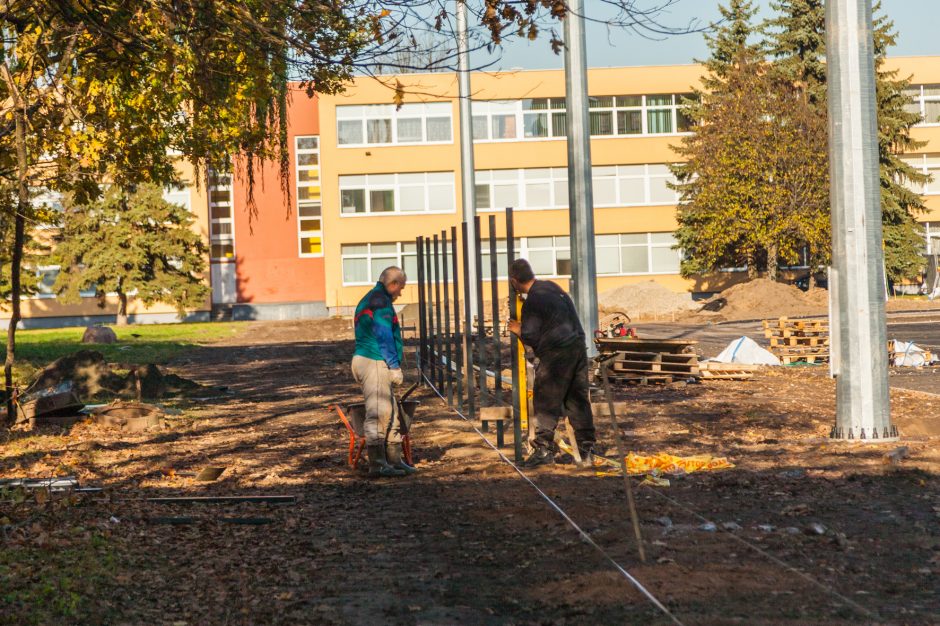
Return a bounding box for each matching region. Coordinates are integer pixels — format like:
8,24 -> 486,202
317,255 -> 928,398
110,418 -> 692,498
0,532 -> 117,625
15,321 -> 246,370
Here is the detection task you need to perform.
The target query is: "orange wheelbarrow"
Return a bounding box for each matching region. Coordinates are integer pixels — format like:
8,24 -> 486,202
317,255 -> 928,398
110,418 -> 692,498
331,398 -> 420,469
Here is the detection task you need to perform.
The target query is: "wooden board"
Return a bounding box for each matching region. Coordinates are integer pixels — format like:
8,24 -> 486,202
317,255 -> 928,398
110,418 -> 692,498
594,337 -> 697,354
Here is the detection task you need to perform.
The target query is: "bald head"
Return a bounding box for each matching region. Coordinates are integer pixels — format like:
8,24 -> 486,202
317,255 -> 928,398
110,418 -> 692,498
379,266 -> 407,301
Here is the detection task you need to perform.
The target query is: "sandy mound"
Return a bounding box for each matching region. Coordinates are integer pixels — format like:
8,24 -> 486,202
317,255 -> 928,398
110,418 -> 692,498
598,281 -> 698,320
696,278 -> 828,321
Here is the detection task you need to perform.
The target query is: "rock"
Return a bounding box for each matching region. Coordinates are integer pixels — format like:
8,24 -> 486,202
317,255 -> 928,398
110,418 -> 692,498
778,468 -> 806,480
785,526 -> 801,535
757,524 -> 776,533
721,521 -> 742,531
81,326 -> 117,344
699,522 -> 717,532
805,522 -> 827,536
882,446 -> 910,466
655,516 -> 673,528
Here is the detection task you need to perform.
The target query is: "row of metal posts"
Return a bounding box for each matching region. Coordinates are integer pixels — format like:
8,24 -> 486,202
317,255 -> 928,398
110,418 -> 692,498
415,208 -> 524,461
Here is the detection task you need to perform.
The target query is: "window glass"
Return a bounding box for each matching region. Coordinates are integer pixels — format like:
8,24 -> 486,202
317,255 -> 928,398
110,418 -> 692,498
211,223 -> 232,236
621,233 -> 647,245
621,246 -> 649,273
475,184 -> 491,209
211,204 -> 231,219
596,246 -> 621,275
619,178 -> 646,204
343,244 -> 368,254
301,237 -> 322,255
371,257 -> 397,281
525,182 -> 551,207
646,94 -> 673,106
553,179 -> 568,205
343,258 -> 368,283
924,85 -> 940,96
493,183 -> 518,208
370,189 -> 395,212
925,101 -> 940,124
551,112 -> 567,136
589,96 -> 614,108
472,116 -> 489,140
617,110 -> 642,135
523,98 -> 549,110
399,185 -> 426,212
528,236 -> 553,248
528,250 -> 555,275
367,118 -> 392,143
300,218 -> 321,232
677,109 -> 694,132
403,255 -> 418,279
593,176 -> 617,206
426,117 -> 452,141
555,247 -> 572,276
647,109 -> 673,134
338,120 -> 363,144
298,169 -> 319,182
341,189 -> 366,214
492,114 -> 517,139
649,175 -> 675,203
651,246 -> 681,273
523,112 -> 549,138
650,232 -> 677,245
297,137 -> 318,150
590,111 -> 614,136
397,118 -> 422,142
427,184 -> 454,211
616,95 -> 642,107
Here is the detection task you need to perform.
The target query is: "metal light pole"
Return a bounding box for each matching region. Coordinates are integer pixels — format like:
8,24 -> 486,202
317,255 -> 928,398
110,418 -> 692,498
563,0 -> 599,355
456,0 -> 478,312
826,0 -> 895,441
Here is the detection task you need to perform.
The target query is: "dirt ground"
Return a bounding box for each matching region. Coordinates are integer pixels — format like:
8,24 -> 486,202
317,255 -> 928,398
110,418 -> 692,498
2,319 -> 940,625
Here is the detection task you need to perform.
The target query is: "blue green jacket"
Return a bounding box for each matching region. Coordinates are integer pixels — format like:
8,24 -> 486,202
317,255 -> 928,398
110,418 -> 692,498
354,282 -> 403,369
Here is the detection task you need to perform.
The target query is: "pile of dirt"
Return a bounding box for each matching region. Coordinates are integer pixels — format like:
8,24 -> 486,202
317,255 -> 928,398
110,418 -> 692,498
598,281 -> 699,320
695,278 -> 828,321
29,350 -> 205,401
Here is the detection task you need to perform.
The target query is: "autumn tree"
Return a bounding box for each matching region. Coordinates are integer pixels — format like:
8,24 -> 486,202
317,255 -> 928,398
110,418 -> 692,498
765,0 -> 929,284
53,184 -> 209,326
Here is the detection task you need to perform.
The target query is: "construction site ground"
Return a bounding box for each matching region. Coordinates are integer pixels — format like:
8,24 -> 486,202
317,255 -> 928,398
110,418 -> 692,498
2,318 -> 940,625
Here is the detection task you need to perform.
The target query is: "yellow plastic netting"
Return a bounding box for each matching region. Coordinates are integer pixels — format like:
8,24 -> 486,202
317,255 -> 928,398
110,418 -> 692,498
624,452 -> 734,475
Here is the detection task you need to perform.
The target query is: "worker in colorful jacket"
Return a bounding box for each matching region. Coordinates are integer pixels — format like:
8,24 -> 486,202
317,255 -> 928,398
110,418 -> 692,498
351,266 -> 414,477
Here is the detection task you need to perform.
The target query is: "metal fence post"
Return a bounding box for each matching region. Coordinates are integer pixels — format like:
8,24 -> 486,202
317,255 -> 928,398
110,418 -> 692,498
488,214 -> 502,407
474,215 -> 487,414
416,236 -> 427,381
442,229 -> 454,406
506,207 -> 524,462
451,225 -> 463,413
424,236 -> 435,387
461,221 -> 476,422
433,234 -> 444,392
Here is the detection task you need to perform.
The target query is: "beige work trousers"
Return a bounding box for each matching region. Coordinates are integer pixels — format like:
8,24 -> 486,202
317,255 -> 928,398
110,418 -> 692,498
351,355 -> 402,446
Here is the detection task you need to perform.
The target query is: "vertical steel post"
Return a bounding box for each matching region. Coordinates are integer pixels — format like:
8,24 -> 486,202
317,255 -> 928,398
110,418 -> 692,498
456,0 -> 479,314
451,226 -> 463,412
441,231 -> 454,404
416,237 -> 427,381
424,237 -> 436,387
461,221 -> 477,422
826,0 -> 895,441
474,215 -> 488,414
488,215 -> 504,447
506,207 -> 524,462
433,234 -> 444,391
488,215 -> 502,405
563,0 -> 599,356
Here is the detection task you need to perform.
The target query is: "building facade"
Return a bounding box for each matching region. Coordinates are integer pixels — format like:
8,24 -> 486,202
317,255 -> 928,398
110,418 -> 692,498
4,58 -> 939,327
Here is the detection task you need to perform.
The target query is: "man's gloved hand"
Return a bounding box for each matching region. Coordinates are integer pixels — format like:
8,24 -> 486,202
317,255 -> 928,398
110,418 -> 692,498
389,368 -> 404,386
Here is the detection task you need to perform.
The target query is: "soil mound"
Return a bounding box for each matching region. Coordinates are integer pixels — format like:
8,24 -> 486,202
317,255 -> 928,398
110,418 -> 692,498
696,279 -> 827,321
598,281 -> 698,320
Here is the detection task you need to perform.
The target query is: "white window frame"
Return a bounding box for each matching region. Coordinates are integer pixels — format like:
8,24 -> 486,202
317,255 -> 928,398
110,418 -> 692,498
339,172 -> 456,217
341,241 -> 419,286
296,136 -> 324,257
905,84 -> 940,126
336,102 -> 453,147
208,171 -> 235,262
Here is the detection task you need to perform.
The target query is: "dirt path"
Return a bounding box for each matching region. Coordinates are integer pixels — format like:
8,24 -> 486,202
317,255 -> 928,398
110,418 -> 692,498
3,320 -> 940,625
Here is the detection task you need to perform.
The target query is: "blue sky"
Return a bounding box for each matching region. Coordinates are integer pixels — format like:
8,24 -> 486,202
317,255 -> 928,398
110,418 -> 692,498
476,0 -> 940,70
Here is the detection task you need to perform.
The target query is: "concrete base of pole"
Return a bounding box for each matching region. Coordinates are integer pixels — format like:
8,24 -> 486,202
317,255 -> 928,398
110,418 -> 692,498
829,424 -> 899,441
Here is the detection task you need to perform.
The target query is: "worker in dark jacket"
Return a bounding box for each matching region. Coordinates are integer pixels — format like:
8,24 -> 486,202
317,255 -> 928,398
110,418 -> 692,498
507,258 -> 596,467
351,266 -> 414,477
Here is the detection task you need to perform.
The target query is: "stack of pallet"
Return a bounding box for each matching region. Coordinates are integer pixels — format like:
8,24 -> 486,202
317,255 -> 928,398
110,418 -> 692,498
593,338 -> 699,385
763,317 -> 829,364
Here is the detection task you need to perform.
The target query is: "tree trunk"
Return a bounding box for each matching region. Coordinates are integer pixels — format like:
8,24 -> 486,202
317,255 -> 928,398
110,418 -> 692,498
746,251 -> 758,280
767,243 -> 779,282
117,289 -> 129,326
5,107 -> 28,427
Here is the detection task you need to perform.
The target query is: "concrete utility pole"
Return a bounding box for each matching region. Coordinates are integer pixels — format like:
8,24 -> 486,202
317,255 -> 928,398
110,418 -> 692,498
563,0 -> 599,355
456,0 -> 478,312
826,0 -> 896,441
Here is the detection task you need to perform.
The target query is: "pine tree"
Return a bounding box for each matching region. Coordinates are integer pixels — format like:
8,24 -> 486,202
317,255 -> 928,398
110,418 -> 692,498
672,0 -> 827,281
53,184 -> 209,325
765,1 -> 929,284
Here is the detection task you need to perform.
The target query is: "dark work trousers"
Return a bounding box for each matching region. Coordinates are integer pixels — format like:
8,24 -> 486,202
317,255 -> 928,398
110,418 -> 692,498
532,342 -> 596,451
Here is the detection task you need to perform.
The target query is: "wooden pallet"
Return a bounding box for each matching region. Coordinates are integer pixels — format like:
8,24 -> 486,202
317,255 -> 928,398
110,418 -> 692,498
699,362 -> 759,380
779,353 -> 829,365
594,337 -> 697,355
763,317 -> 830,364
768,336 -> 830,347
595,347 -> 699,385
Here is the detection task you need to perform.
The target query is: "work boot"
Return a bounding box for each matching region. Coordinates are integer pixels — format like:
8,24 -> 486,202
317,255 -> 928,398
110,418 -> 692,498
366,444 -> 406,478
386,442 -> 417,475
521,446 -> 555,468
577,444 -> 596,469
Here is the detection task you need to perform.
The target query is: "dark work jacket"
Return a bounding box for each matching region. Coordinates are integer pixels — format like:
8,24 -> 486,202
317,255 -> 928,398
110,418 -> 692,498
519,280 -> 585,359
